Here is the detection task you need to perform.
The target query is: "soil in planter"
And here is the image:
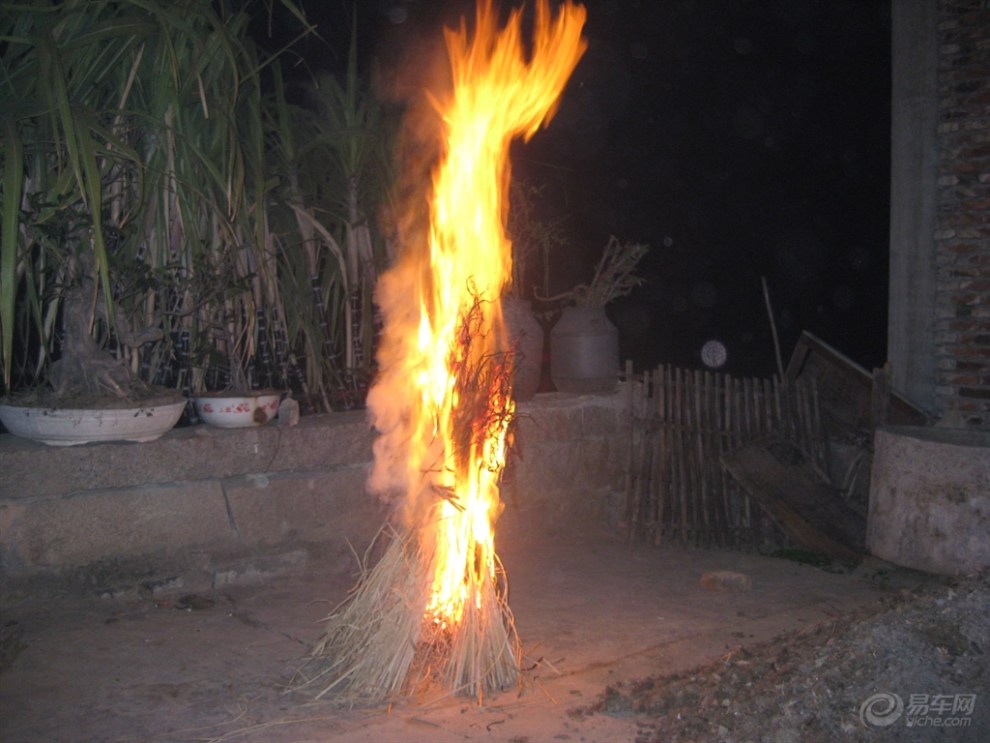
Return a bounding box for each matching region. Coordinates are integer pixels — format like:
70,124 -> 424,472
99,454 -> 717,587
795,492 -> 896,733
3,385 -> 185,411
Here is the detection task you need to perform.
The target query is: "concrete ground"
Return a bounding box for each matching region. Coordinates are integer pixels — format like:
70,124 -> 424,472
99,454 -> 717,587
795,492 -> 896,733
0,526 -> 906,743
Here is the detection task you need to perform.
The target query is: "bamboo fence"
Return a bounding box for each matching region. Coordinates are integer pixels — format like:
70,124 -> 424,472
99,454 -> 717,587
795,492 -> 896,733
623,361 -> 827,550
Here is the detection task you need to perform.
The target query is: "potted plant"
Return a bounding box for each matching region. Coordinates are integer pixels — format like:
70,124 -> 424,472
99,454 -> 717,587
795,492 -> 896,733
0,240 -> 188,444
0,0 -> 266,442
543,236 -> 649,394
0,1 -> 391,442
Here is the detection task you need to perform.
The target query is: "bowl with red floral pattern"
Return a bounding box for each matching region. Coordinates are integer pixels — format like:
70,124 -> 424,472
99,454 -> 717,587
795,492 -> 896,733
192,390 -> 283,428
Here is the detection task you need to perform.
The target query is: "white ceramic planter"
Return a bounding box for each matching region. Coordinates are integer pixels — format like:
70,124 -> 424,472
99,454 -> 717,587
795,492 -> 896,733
0,400 -> 187,446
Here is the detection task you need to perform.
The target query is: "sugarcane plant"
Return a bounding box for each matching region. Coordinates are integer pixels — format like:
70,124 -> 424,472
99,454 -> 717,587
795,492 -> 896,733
0,0 -> 393,412
265,19 -> 394,411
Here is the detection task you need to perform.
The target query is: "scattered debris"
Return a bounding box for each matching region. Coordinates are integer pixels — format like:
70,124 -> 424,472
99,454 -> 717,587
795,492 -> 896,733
581,572 -> 990,742
174,594 -> 215,612
699,571 -> 752,593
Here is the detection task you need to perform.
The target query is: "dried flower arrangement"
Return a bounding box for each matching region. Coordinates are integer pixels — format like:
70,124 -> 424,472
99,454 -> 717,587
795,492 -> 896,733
543,236 -> 649,307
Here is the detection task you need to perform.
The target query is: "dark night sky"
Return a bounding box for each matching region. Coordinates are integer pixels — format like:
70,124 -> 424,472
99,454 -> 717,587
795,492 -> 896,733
276,0 -> 892,378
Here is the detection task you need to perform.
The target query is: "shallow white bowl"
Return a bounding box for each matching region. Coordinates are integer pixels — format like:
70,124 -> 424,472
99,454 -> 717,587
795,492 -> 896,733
192,391 -> 282,428
0,400 -> 187,446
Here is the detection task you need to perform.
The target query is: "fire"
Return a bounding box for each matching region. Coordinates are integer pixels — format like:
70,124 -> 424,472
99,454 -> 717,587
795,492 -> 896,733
361,0 -> 586,697
420,0 -> 586,625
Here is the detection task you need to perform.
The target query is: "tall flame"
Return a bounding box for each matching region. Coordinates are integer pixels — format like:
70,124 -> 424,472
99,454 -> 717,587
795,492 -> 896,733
365,0 -> 586,692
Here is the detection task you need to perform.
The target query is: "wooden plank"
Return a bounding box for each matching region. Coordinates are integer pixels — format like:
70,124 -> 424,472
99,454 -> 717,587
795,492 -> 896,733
721,372 -> 740,544
785,331 -> 931,434
721,437 -> 867,561
675,365 -> 688,543
623,361 -> 636,538
693,369 -> 709,543
652,367 -> 667,546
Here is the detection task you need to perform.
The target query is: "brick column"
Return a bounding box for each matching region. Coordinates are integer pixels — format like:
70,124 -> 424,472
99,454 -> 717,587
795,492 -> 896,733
933,0 -> 990,428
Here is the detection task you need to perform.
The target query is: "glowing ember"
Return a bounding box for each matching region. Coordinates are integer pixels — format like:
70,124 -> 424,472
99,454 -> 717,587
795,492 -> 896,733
307,0 -> 586,704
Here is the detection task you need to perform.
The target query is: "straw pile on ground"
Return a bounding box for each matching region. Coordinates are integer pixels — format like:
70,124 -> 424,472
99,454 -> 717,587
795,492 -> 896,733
296,521 -> 520,705
295,307 -> 521,706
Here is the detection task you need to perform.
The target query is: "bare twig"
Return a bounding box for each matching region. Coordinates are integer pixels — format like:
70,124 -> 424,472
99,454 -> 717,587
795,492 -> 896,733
539,236 -> 648,307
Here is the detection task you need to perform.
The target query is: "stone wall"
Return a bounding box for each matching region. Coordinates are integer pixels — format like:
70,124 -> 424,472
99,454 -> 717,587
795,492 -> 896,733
0,393 -> 627,591
934,0 -> 990,426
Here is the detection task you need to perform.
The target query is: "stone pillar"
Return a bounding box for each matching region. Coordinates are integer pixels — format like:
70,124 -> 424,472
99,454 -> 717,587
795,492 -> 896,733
888,0 -> 939,413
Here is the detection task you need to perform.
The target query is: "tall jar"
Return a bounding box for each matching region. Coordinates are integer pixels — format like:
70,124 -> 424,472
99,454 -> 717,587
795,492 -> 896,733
549,305 -> 619,394
501,297 -> 544,401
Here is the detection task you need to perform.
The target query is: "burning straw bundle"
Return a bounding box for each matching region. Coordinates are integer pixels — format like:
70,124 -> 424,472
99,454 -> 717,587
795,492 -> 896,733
301,522 -> 520,703
297,0 -> 587,707
298,302 -> 521,704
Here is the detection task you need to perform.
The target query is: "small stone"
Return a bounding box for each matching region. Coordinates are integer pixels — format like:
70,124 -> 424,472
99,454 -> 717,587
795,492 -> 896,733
700,570 -> 753,592
139,575 -> 185,598
211,549 -> 308,587
278,397 -> 300,426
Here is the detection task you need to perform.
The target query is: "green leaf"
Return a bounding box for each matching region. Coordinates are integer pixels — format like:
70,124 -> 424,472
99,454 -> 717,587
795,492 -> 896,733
1,117 -> 24,389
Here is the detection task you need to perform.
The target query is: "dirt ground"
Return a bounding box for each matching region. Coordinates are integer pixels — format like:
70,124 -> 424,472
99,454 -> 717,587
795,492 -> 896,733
585,571 -> 989,743
1,530 -> 985,742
